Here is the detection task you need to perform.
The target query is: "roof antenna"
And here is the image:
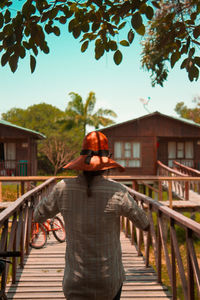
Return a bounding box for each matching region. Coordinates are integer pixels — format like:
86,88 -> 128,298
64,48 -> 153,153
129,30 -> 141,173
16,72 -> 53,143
139,97 -> 151,113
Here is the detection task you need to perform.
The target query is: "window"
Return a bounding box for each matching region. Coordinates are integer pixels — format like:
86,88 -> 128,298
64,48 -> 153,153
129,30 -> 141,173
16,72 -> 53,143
4,143 -> 16,169
168,141 -> 194,167
114,141 -> 141,167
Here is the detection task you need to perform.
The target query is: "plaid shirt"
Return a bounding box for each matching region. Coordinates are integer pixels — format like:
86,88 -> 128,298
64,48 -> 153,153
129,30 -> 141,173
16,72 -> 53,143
34,175 -> 149,300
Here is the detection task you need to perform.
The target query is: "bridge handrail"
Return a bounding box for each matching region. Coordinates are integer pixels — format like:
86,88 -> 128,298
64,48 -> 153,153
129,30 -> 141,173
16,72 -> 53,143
157,160 -> 189,200
122,185 -> 200,299
0,177 -> 57,296
173,160 -> 200,176
0,177 -> 56,225
157,160 -> 187,177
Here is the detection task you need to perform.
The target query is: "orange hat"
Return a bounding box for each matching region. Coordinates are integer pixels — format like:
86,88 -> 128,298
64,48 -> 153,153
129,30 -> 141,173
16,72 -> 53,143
64,131 -> 125,172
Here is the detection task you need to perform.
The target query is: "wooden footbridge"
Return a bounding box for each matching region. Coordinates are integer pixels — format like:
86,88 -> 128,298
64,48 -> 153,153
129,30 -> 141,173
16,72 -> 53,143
4,233 -> 171,300
0,170 -> 200,299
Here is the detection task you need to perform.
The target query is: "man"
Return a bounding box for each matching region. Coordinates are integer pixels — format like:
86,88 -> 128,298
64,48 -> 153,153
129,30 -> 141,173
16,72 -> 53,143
34,131 -> 149,299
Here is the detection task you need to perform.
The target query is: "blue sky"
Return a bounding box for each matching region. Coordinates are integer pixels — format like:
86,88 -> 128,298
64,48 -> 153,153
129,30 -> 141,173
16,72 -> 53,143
0,26 -> 200,125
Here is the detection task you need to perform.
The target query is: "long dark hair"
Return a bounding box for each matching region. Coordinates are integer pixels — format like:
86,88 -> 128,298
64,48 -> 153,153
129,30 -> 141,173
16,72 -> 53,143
83,170 -> 106,197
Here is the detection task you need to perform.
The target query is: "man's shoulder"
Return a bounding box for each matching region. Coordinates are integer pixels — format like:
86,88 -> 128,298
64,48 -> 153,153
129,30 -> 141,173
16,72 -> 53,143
101,177 -> 127,192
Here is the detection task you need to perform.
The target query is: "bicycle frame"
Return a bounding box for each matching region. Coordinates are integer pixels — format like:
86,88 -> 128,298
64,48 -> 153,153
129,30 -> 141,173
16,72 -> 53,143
42,219 -> 62,234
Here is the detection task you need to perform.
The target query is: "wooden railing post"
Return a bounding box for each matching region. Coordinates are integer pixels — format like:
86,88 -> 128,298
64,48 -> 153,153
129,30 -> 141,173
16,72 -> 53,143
0,181 -> 2,202
168,181 -> 173,209
21,181 -> 25,196
132,180 -> 138,191
185,181 -> 189,200
158,180 -> 163,201
186,229 -> 195,300
157,211 -> 162,283
170,218 -> 177,300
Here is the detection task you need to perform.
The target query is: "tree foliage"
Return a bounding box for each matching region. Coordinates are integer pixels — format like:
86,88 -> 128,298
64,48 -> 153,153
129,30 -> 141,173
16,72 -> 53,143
175,96 -> 200,124
60,91 -> 117,135
0,1 -> 156,73
1,103 -> 65,135
141,0 -> 200,86
1,1 -> 200,85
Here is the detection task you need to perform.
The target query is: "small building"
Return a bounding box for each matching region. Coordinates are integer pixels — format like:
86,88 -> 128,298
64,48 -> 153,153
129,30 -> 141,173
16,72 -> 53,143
0,120 -> 45,176
100,111 -> 200,175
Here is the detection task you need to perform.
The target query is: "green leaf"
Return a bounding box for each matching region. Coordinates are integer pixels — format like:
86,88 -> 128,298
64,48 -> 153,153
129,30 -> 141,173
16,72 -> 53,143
81,22 -> 89,33
1,51 -> 10,66
171,52 -> 180,68
19,46 -> 26,59
145,6 -> 154,20
72,26 -> 81,39
45,24 -> 52,34
53,26 -> 60,36
135,24 -> 145,36
30,55 -> 36,73
127,29 -> 134,44
193,26 -> 200,39
108,40 -> 117,51
95,43 -> 104,60
188,65 -> 199,81
81,40 -> 88,52
0,13 -> 4,29
9,55 -> 18,73
131,12 -> 142,30
4,9 -> 11,24
113,50 -> 122,65
42,43 -> 50,54
189,47 -> 195,57
68,19 -> 76,33
118,21 -> 126,30
92,22 -> 100,32
180,58 -> 188,69
49,8 -> 59,20
59,16 -> 67,24
120,40 -> 129,47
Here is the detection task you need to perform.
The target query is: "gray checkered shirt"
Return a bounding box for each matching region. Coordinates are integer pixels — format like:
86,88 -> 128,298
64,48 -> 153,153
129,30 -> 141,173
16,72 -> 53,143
34,175 -> 149,300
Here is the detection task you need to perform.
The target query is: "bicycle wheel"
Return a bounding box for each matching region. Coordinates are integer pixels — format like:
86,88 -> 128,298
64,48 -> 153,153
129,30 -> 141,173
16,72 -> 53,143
51,216 -> 66,243
30,223 -> 47,249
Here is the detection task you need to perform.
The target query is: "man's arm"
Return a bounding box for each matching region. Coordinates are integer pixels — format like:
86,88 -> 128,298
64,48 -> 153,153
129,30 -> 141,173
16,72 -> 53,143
33,184 -> 60,223
120,192 -> 150,231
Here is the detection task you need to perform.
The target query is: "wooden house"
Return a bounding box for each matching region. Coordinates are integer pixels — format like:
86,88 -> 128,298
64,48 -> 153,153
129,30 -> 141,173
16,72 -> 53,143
0,120 -> 45,176
100,111 -> 200,175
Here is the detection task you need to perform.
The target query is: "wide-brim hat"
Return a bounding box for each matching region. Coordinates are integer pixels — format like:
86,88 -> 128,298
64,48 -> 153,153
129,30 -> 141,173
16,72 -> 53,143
63,131 -> 125,172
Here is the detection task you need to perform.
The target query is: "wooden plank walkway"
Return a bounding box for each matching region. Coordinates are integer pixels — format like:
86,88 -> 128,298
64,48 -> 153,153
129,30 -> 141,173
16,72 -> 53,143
6,232 -> 171,300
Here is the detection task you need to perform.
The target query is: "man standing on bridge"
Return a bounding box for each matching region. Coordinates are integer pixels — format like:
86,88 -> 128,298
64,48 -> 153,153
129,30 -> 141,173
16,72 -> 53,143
33,131 -> 150,300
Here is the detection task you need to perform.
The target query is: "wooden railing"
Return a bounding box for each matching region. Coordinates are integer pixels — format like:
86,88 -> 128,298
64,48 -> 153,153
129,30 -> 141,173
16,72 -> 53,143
173,161 -> 200,177
0,177 -> 56,298
157,160 -> 189,200
173,161 -> 200,194
122,186 -> 200,300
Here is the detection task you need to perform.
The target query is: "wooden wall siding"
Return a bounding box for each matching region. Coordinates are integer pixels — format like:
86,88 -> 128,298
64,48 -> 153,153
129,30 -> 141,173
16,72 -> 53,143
0,125 -> 40,176
102,114 -> 200,138
0,125 -> 32,139
101,113 -> 200,175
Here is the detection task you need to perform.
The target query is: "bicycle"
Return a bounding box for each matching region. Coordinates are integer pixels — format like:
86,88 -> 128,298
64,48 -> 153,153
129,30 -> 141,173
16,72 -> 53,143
30,216 -> 66,249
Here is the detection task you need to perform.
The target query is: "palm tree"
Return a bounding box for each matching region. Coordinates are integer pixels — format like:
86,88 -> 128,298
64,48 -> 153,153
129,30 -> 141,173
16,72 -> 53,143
62,91 -> 117,135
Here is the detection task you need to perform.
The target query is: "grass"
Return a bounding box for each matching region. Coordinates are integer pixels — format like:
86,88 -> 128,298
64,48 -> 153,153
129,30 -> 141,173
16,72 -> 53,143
1,184 -> 19,202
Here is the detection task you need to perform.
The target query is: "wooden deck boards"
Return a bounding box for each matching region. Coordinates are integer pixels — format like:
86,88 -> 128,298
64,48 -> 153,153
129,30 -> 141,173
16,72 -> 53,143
6,232 -> 171,300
